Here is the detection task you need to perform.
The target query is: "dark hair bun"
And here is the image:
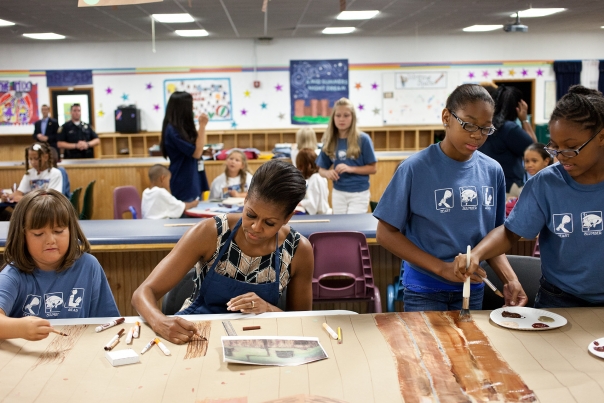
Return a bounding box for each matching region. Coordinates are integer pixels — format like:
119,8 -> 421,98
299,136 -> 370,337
568,85 -> 603,97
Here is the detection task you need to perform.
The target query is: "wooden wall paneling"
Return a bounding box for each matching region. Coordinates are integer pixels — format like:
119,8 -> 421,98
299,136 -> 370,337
403,130 -> 416,149
0,136 -> 31,162
252,132 -> 266,150
0,166 -> 27,190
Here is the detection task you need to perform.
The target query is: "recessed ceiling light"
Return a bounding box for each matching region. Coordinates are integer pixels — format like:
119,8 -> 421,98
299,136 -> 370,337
23,33 -> 65,40
513,8 -> 566,18
322,27 -> 355,34
337,11 -> 379,20
152,13 -> 194,23
463,25 -> 503,32
0,18 -> 15,27
175,29 -> 208,37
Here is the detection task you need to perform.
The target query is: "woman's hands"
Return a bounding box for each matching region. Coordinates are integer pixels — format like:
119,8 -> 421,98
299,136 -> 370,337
321,169 -> 340,181
516,100 -> 529,122
153,316 -> 201,345
227,292 -> 278,314
198,113 -> 209,127
19,316 -> 53,341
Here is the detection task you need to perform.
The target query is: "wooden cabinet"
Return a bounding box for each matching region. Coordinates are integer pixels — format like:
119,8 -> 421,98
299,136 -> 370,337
98,133 -> 161,158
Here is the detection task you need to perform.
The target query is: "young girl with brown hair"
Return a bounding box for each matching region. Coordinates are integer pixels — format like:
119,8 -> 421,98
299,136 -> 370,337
209,149 -> 253,199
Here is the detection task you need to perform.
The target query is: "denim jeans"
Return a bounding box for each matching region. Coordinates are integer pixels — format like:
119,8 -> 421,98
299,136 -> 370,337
403,287 -> 484,312
535,277 -> 604,308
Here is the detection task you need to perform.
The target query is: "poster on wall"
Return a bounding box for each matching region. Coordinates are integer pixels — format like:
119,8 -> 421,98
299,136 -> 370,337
290,59 -> 348,125
164,78 -> 233,122
395,72 -> 447,89
0,81 -> 39,125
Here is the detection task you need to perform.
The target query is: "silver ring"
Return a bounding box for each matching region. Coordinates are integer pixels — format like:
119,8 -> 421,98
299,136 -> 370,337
251,300 -> 255,308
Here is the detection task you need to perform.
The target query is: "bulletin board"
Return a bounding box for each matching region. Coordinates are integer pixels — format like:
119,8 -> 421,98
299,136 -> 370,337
164,78 -> 233,122
381,71 -> 453,125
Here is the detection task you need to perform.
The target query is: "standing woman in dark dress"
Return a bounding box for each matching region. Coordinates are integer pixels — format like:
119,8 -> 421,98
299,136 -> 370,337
480,86 -> 537,199
160,91 -> 209,203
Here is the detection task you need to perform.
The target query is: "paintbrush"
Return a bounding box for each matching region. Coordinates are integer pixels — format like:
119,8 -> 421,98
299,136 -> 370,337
459,245 -> 472,322
482,276 -> 504,298
51,328 -> 68,337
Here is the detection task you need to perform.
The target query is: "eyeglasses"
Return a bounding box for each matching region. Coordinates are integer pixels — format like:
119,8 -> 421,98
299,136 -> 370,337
544,129 -> 601,158
450,110 -> 496,136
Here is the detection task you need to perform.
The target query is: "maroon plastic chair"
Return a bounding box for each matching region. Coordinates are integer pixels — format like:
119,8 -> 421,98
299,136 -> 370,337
308,231 -> 382,313
113,186 -> 142,219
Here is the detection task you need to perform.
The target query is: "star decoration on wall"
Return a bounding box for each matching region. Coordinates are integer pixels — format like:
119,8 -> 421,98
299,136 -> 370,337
146,83 -> 153,90
121,93 -> 129,101
371,83 -> 379,90
468,72 -> 475,79
372,107 -> 380,115
355,83 -> 362,90
496,69 -> 504,77
508,69 -> 516,77
358,104 -> 365,111
278,113 -> 285,120
241,109 -> 248,116
521,69 -> 528,77
244,90 -> 251,97
231,121 -> 238,128
260,102 -> 267,109
275,84 -> 283,92
536,69 -> 544,76
153,104 -> 160,111
482,70 -> 489,78
97,110 -> 105,117
105,87 -> 113,94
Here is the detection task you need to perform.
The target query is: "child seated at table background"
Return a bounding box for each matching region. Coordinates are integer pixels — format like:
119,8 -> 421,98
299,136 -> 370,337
49,147 -> 71,198
209,149 -> 253,200
1,143 -> 63,204
0,189 -> 119,341
296,148 -> 332,215
290,127 -> 319,169
142,164 -> 199,219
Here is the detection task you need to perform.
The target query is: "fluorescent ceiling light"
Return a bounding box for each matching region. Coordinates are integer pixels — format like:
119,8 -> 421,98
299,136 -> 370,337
513,8 -> 566,18
152,13 -> 194,23
175,29 -> 208,37
337,10 -> 379,20
322,27 -> 355,34
463,25 -> 503,32
0,18 -> 15,27
23,33 -> 65,40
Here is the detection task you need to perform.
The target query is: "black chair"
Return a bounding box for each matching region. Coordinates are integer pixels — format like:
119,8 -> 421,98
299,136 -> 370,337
69,187 -> 82,216
79,180 -> 96,220
162,268 -> 196,315
480,255 -> 542,310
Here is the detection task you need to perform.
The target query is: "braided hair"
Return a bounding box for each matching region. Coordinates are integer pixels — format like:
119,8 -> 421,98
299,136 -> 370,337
25,142 -> 53,175
550,85 -> 604,134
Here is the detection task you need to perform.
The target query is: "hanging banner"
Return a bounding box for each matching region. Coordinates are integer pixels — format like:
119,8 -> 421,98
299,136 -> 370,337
164,78 -> 233,122
0,81 -> 39,125
290,59 -> 349,125
78,0 -> 162,6
46,70 -> 93,87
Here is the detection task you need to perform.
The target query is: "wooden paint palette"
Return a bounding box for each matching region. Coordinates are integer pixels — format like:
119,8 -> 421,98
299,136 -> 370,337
490,307 -> 567,331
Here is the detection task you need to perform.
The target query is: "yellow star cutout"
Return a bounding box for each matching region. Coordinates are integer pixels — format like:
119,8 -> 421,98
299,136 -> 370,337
508,69 -> 516,77
244,90 -> 251,97
97,110 -> 105,117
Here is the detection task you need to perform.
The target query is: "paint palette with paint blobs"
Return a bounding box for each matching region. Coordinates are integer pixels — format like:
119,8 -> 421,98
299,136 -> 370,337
588,338 -> 604,359
490,307 -> 567,331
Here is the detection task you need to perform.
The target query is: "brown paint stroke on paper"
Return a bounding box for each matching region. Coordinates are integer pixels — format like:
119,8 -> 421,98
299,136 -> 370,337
34,325 -> 88,368
262,395 -> 350,403
196,398 -> 247,403
185,321 -> 211,359
448,312 -> 536,402
375,312 -> 536,403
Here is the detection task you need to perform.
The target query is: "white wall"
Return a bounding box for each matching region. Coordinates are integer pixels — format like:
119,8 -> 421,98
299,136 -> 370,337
0,32 -> 602,134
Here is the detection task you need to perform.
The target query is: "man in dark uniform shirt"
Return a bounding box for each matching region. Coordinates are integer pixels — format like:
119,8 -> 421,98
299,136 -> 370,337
33,104 -> 59,155
57,103 -> 100,159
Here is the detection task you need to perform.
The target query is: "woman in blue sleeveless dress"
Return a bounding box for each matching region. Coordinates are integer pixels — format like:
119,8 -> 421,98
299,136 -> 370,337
132,160 -> 314,344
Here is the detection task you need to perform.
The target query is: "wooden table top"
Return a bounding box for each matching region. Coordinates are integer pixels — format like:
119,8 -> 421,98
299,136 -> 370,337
1,308 -> 603,403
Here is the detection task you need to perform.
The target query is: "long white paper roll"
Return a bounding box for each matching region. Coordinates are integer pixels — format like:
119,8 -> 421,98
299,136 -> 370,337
463,245 -> 471,298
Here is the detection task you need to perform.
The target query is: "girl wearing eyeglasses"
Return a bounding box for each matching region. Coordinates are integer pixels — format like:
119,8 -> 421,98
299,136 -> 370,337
480,86 -> 537,200
457,85 -> 604,308
374,84 -> 527,312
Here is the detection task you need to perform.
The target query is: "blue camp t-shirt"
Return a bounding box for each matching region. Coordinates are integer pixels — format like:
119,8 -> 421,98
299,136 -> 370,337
163,124 -> 201,202
506,163 -> 604,303
316,132 -> 377,192
0,253 -> 120,319
373,143 -> 505,292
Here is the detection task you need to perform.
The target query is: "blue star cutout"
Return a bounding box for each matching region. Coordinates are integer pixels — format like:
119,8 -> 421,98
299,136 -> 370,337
121,93 -> 129,101
260,102 -> 267,109
231,121 -> 238,128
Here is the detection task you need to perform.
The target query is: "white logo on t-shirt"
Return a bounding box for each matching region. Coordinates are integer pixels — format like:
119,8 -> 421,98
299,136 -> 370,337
581,211 -> 603,233
459,186 -> 478,207
337,150 -> 347,160
65,288 -> 84,309
482,186 -> 494,206
44,292 -> 64,314
435,188 -> 454,210
553,213 -> 573,235
23,294 -> 41,316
